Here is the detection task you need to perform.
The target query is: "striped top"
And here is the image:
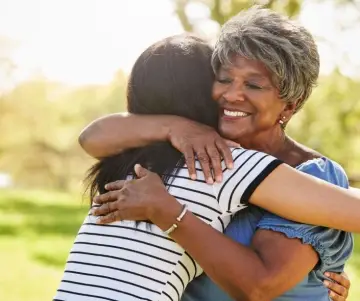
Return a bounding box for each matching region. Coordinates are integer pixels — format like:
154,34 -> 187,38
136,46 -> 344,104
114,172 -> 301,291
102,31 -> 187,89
54,148 -> 282,301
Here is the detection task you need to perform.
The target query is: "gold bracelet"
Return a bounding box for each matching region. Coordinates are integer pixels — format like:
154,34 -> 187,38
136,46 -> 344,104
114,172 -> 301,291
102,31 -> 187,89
163,204 -> 188,235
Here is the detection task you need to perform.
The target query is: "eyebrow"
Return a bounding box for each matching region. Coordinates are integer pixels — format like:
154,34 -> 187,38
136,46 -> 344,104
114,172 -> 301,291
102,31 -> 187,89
222,69 -> 269,81
246,72 -> 269,81
219,66 -> 268,78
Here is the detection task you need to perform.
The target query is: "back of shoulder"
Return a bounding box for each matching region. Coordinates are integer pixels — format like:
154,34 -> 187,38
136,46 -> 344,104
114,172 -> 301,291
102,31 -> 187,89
296,157 -> 349,189
227,147 -> 280,172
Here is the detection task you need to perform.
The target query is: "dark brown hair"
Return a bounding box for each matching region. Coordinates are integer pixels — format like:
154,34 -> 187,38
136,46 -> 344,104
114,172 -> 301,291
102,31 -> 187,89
87,34 -> 218,200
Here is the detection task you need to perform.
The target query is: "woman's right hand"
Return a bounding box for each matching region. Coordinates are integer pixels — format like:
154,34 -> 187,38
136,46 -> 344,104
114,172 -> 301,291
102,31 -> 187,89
168,119 -> 239,184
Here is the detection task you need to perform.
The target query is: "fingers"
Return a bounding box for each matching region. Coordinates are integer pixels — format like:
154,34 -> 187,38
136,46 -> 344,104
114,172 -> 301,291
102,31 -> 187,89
328,290 -> 346,301
326,272 -> 350,289
97,210 -> 122,224
224,139 -> 241,148
134,164 -> 148,178
206,145 -> 222,183
183,145 -> 197,180
216,139 -> 234,170
104,180 -> 126,191
92,200 -> 118,216
94,190 -> 122,204
194,147 -> 213,184
324,280 -> 348,300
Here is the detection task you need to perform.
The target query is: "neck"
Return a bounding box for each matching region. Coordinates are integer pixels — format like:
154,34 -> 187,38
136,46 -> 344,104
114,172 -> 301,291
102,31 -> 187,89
237,127 -> 320,167
237,127 -> 288,158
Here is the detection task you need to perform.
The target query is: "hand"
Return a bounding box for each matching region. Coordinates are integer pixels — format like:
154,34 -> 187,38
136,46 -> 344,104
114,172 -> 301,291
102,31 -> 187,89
92,164 -> 182,226
324,272 -> 350,301
168,119 -> 239,184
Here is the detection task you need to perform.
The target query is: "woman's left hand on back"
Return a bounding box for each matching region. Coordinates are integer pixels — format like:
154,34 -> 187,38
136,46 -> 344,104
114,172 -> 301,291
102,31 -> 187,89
324,272 -> 351,301
91,164 -> 182,226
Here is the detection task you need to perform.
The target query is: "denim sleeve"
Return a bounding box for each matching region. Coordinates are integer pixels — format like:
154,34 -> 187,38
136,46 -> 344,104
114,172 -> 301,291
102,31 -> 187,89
257,158 -> 354,276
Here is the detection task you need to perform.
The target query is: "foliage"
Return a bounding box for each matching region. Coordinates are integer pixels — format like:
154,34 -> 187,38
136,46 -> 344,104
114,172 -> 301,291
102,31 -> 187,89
287,71 -> 360,180
175,0 -> 302,32
0,72 -> 127,190
0,0 -> 359,189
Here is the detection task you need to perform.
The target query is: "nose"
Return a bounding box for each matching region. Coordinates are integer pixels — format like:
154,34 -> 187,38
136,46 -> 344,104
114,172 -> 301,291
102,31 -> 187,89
222,82 -> 245,103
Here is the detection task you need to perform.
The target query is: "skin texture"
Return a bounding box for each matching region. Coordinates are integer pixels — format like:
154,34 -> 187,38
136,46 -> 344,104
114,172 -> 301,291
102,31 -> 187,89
213,57 -> 290,144
81,57 -> 352,300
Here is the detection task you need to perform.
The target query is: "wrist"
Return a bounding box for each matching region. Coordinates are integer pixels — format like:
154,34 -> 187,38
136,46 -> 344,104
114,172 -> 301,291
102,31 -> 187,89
163,116 -> 187,142
147,195 -> 183,231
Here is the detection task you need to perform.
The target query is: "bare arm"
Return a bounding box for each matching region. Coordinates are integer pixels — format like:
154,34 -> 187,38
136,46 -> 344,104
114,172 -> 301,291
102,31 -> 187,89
159,211 -> 319,301
79,113 -> 236,182
249,163 -> 360,233
78,113 -> 174,158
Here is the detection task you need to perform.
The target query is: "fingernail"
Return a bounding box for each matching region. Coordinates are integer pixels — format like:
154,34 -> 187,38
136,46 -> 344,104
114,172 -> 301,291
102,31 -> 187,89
228,163 -> 233,169
190,174 -> 196,180
96,218 -> 102,224
207,177 -> 214,184
324,272 -> 330,277
323,280 -> 330,287
216,175 -> 222,183
104,184 -> 109,189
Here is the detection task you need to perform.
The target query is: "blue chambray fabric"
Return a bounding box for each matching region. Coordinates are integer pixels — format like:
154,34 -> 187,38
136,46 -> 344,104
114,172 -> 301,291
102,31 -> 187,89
181,158 -> 354,301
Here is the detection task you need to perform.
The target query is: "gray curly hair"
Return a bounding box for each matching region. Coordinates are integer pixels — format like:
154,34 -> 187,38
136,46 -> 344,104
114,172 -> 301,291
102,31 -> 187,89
211,6 -> 320,113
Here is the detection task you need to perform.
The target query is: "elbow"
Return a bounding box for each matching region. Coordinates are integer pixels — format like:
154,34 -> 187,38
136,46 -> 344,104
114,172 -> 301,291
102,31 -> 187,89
232,276 -> 273,301
78,128 -> 101,159
78,129 -> 87,149
242,288 -> 270,301
234,288 -> 269,301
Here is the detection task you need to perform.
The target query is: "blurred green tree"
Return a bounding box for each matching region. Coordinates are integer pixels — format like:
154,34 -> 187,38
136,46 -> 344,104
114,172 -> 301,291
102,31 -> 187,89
0,72 -> 127,191
175,0 -> 302,32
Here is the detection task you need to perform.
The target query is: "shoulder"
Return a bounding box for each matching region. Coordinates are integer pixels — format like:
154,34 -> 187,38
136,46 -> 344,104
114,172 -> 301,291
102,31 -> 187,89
296,157 -> 349,189
213,147 -> 282,211
228,147 -> 281,168
257,157 -> 353,272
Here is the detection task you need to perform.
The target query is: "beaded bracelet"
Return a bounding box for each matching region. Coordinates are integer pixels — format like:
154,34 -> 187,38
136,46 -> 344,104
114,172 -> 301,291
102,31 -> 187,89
163,204 -> 188,235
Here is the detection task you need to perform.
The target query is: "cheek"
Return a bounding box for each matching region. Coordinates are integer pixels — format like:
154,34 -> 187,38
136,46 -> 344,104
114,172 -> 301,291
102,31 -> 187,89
251,96 -> 285,125
255,92 -> 284,113
212,82 -> 223,102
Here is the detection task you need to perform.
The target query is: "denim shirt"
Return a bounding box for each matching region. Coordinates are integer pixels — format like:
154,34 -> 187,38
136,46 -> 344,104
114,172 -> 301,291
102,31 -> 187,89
181,158 -> 354,301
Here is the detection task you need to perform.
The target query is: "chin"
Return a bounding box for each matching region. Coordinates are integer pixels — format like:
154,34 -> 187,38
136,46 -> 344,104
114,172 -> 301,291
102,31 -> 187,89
218,124 -> 248,141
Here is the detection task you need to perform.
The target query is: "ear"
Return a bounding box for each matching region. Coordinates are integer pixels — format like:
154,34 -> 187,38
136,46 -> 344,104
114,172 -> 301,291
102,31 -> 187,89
279,101 -> 298,123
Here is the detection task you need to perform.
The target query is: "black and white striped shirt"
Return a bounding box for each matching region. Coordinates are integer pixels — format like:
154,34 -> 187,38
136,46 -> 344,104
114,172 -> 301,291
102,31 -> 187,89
54,148 -> 282,301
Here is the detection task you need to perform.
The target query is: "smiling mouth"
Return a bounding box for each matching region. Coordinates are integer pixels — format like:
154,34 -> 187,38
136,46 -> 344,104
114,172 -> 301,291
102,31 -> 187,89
223,109 -> 251,118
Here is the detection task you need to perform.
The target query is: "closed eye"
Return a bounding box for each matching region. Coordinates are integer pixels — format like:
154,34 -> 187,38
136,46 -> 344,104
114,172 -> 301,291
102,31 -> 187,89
245,82 -> 263,90
216,77 -> 232,84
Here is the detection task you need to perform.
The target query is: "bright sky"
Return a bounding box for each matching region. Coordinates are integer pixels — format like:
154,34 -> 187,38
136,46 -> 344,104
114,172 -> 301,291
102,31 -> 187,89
0,0 -> 359,88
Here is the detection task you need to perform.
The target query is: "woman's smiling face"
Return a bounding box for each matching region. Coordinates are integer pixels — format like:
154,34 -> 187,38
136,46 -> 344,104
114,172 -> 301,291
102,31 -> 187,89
212,56 -> 286,142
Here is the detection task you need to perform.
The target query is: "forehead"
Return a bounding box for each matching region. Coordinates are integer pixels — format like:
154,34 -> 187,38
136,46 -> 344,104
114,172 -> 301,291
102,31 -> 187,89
220,55 -> 272,80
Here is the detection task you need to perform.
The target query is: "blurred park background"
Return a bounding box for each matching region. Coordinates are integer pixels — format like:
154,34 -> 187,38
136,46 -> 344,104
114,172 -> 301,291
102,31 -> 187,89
0,0 -> 359,300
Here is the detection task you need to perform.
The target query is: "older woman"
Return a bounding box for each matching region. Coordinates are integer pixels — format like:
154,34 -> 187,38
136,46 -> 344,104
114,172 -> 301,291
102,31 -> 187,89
80,7 -> 353,301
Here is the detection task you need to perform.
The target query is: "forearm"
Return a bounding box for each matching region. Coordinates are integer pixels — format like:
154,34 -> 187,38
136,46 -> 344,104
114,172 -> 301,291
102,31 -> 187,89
78,113 -> 183,158
151,202 -> 276,301
250,164 -> 360,233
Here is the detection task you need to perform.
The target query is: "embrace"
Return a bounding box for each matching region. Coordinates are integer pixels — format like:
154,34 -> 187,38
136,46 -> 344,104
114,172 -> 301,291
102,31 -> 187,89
54,7 -> 359,301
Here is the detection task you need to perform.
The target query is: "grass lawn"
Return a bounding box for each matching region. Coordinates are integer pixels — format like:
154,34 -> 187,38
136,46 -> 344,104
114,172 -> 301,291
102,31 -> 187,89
1,189 -> 359,300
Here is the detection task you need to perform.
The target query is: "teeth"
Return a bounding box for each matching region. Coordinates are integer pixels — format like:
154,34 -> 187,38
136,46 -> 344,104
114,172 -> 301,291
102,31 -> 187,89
224,110 -> 249,117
